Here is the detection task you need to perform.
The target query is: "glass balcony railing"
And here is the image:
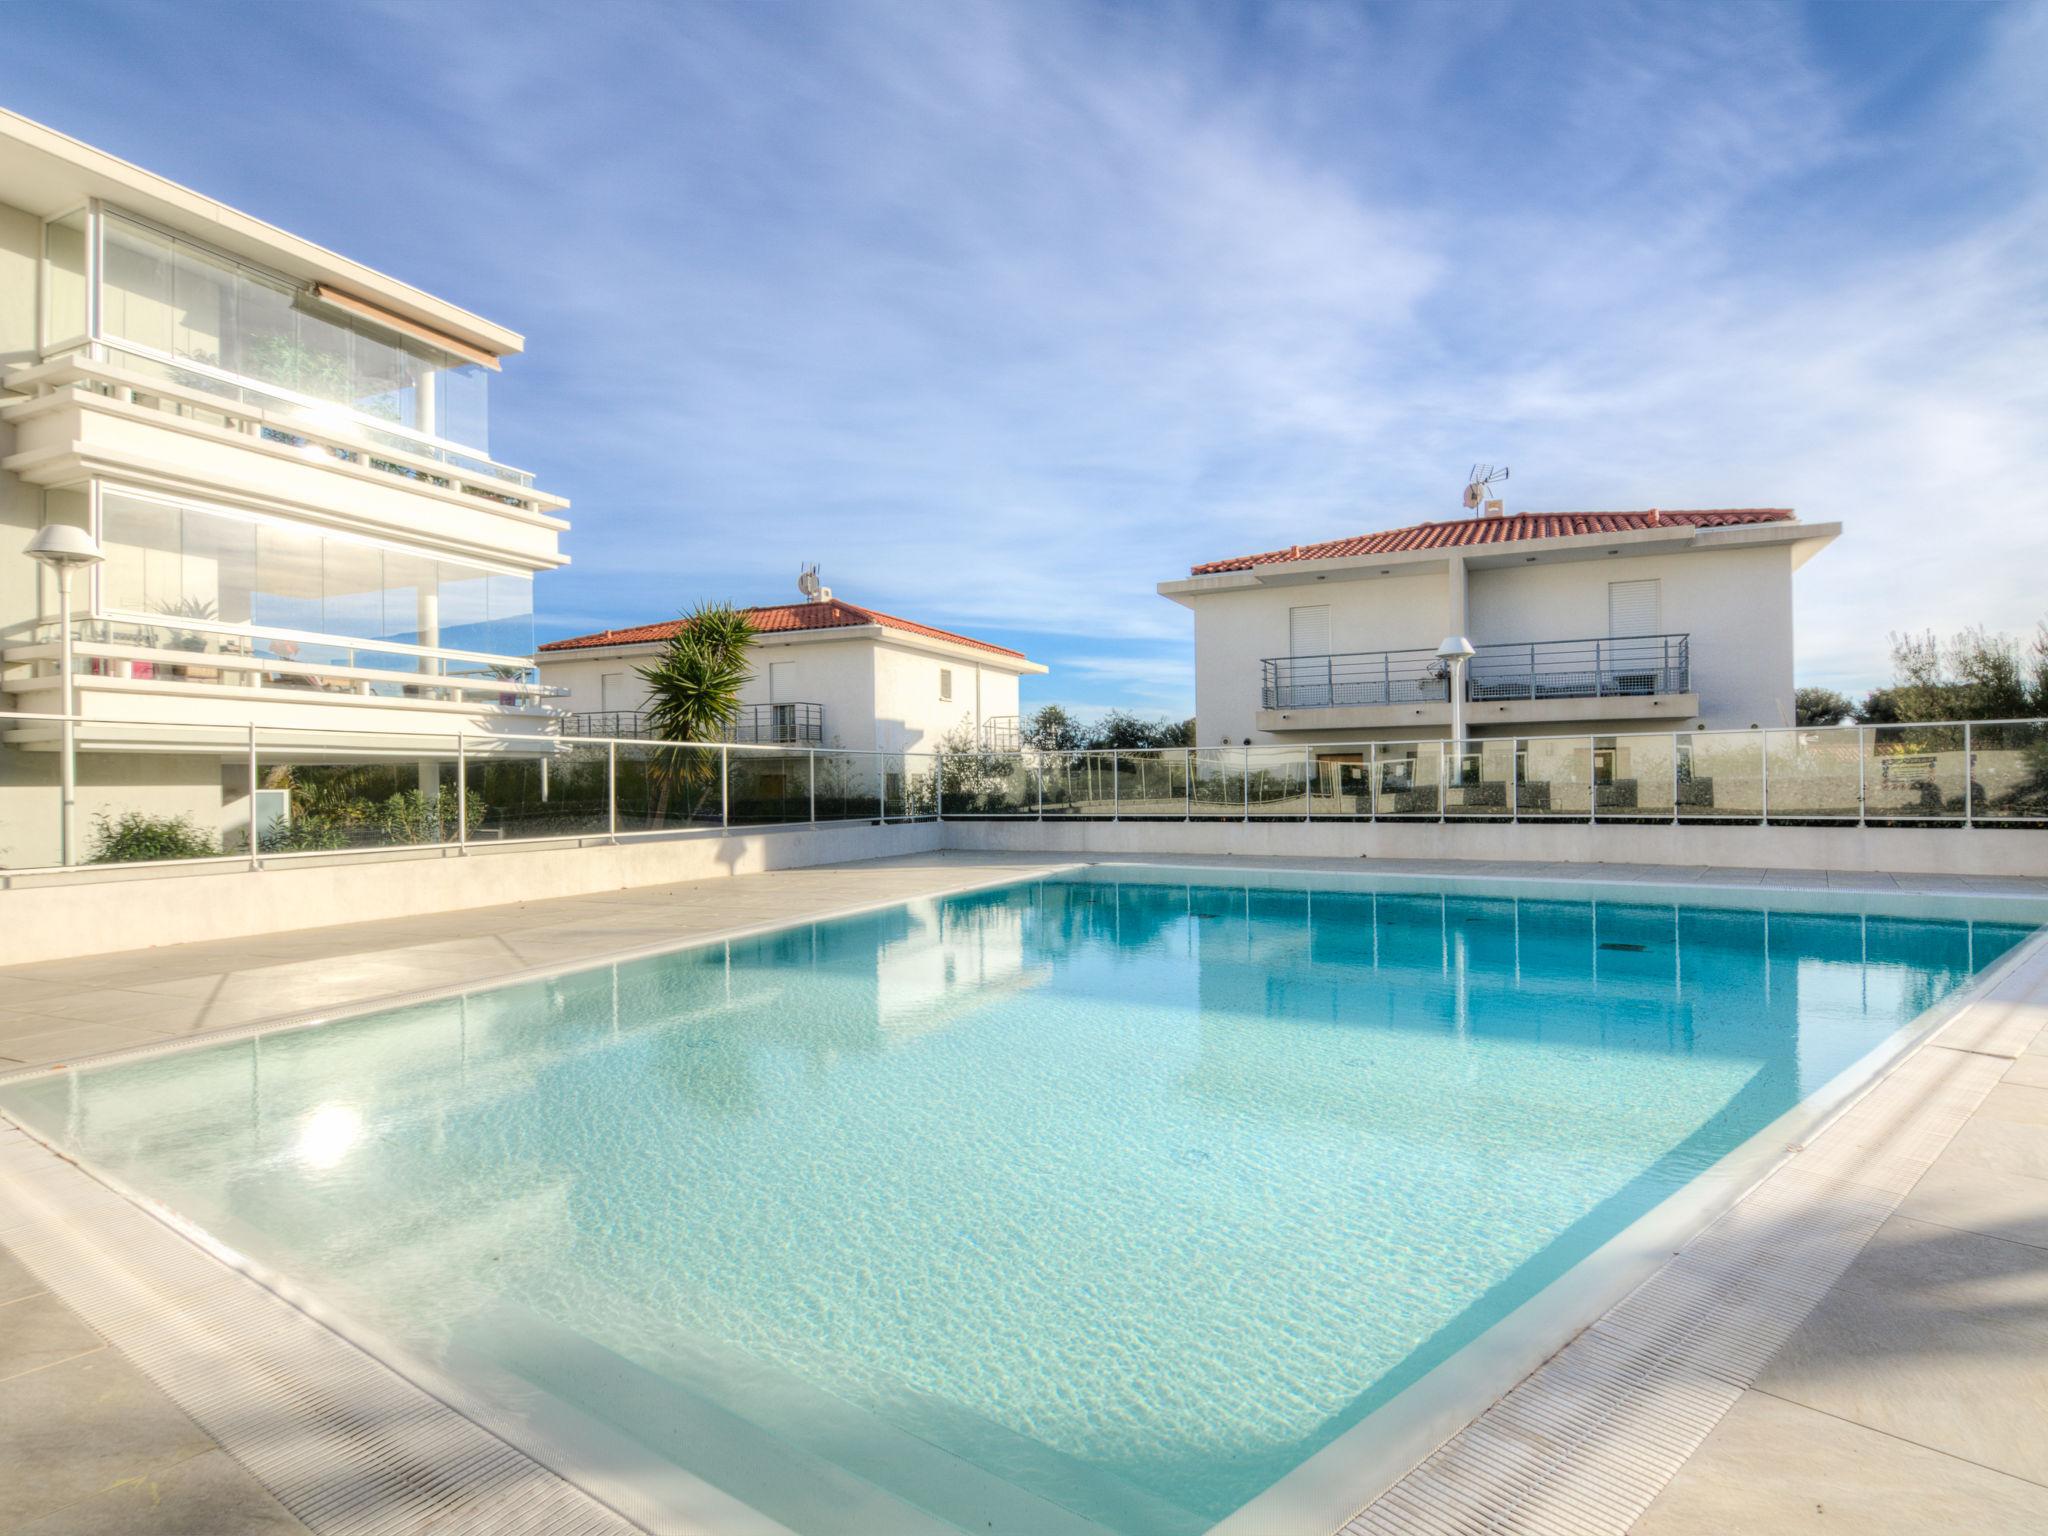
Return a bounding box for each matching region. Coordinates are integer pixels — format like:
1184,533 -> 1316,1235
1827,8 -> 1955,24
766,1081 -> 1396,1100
1262,634 -> 1691,710
4,617 -> 561,709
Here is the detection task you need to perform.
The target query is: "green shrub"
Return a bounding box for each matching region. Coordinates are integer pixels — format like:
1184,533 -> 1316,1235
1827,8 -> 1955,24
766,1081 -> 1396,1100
87,811 -> 218,864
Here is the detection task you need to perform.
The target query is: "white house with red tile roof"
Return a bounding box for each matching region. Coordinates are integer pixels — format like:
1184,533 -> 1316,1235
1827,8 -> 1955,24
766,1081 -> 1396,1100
538,596 -> 1046,752
1159,507 -> 1839,748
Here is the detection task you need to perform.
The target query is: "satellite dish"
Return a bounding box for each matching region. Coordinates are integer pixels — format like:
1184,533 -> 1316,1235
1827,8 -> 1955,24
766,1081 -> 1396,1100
1461,463 -> 1510,514
797,563 -> 822,599
1462,482 -> 1483,510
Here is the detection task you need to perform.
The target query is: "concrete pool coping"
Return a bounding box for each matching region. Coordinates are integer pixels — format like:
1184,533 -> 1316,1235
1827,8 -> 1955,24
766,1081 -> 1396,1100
2,850 -> 2046,1534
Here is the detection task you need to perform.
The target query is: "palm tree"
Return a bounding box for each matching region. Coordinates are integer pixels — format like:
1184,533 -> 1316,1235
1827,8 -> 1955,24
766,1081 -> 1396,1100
634,602 -> 756,821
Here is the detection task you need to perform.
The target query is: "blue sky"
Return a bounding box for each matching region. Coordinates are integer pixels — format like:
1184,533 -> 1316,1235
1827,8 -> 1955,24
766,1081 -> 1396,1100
9,0 -> 2044,719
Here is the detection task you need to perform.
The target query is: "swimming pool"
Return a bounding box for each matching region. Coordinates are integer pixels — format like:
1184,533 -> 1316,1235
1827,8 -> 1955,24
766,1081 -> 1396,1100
1,867 -> 2039,1535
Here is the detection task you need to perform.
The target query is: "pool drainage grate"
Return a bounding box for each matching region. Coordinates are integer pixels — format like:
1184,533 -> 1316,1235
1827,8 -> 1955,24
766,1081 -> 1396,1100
1339,941 -> 2048,1536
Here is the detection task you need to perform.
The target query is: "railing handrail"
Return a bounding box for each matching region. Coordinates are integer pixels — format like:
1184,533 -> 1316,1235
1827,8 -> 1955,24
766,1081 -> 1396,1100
1,706 -> 2041,882
1260,632 -> 1690,668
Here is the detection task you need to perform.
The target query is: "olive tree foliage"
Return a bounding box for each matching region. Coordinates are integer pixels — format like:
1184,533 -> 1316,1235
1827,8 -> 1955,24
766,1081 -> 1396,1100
1794,686 -> 1855,727
1852,622 -> 2047,724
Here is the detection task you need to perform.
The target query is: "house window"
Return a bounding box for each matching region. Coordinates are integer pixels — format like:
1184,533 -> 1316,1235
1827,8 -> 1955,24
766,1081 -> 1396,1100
1608,578 -> 1661,638
600,672 -> 629,711
939,667 -> 953,702
1288,604 -> 1330,657
769,660 -> 796,703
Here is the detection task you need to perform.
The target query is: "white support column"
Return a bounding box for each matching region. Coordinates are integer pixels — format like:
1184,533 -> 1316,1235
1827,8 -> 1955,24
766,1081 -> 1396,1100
456,736 -> 468,851
247,724 -> 261,871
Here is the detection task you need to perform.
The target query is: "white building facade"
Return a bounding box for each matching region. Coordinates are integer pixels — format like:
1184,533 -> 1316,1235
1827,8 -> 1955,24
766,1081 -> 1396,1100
0,110 -> 571,867
1160,508 -> 1839,747
539,597 -> 1046,753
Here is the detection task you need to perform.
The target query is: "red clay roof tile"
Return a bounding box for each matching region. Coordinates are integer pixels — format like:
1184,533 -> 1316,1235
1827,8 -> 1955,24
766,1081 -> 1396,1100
1189,509 -> 1796,575
538,599 -> 1027,659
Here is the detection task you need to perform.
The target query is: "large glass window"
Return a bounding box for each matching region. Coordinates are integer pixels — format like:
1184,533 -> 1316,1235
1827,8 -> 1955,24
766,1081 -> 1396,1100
92,210 -> 491,453
42,211 -> 88,348
97,490 -> 533,660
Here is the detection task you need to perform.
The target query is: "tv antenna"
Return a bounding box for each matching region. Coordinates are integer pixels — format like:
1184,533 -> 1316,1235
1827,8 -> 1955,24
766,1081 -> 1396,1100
1462,464 -> 1509,512
796,563 -> 830,602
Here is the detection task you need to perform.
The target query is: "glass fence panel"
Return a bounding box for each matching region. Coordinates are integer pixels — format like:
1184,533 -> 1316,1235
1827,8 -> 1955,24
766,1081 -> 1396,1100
1037,752 -> 1103,817
462,740 -> 610,842
1764,729 -> 1861,821
1864,725 -> 1966,822
615,742 -> 723,832
1373,742 -> 1442,817
728,748 -> 813,825
1445,739 -> 1515,818
1247,747 -> 1310,817
1308,752 -> 1370,818
1112,750 -> 1188,816
1190,749 -> 1247,817
1678,733 -> 1764,820
1970,723 -> 2048,822
941,752 -> 1032,815
814,752 -> 885,821
1599,734 -> 1677,819
899,753 -> 939,818
1519,738 -> 1593,818
0,719 -> 252,869
256,728 -> 465,853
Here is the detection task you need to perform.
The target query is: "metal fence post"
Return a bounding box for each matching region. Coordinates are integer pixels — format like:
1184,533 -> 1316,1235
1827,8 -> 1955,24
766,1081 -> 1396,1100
1185,749 -> 1192,821
1036,752 -> 1044,822
1856,726 -> 1867,828
878,751 -> 887,824
934,748 -> 944,822
246,724 -> 260,871
1964,722 -> 1973,827
1760,730 -> 1770,825
456,734 -> 468,852
1304,748 -> 1314,822
1588,733 -> 1597,824
1672,732 -> 1682,825
607,739 -> 618,842
809,749 -> 817,825
1243,744 -> 1251,822
1112,752 -> 1120,821
720,745 -> 729,830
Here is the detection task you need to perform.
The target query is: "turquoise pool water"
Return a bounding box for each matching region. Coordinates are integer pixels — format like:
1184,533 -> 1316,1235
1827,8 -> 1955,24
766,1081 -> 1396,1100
1,870 -> 2037,1535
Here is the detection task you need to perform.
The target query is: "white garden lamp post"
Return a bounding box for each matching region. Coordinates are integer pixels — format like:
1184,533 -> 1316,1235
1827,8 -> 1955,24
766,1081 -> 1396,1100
1437,635 -> 1476,783
26,524 -> 105,866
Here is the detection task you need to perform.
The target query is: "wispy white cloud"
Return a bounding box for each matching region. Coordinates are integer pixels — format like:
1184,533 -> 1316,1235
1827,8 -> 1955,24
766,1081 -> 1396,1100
11,0 -> 2043,713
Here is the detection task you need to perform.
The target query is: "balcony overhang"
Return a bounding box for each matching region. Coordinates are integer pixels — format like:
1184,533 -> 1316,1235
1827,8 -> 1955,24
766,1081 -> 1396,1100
1257,692 -> 1702,734
1,376 -> 570,572
0,107 -> 521,358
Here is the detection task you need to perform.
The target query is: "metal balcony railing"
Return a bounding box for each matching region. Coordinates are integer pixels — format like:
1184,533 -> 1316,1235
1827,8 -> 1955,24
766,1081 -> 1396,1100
981,715 -> 1023,751
559,703 -> 824,744
1261,634 -> 1690,710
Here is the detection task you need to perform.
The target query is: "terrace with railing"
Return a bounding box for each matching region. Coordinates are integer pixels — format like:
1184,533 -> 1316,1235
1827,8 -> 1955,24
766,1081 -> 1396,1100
1262,634 -> 1690,710
558,703 -> 824,745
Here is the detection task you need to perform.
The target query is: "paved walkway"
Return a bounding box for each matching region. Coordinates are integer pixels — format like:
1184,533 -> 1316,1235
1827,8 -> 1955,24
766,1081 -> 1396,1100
1,851 -> 2045,1534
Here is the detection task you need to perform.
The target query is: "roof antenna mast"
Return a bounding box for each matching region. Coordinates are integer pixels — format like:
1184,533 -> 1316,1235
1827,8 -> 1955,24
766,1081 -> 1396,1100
1462,464 -> 1510,517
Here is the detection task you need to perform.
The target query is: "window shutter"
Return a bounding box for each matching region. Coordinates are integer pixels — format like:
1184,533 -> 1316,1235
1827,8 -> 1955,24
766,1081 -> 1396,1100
1607,579 -> 1660,638
1289,604 -> 1331,657
600,672 -> 628,710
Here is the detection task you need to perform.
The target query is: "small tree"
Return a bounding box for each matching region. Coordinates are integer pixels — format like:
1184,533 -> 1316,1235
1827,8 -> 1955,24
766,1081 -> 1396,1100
1023,704 -> 1082,752
1795,687 -> 1854,727
1874,624 -> 2040,723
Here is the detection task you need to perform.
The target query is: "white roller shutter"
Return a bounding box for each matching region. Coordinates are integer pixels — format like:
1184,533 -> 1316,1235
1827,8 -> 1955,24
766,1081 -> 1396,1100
1289,604 -> 1331,656
1608,579 -> 1661,638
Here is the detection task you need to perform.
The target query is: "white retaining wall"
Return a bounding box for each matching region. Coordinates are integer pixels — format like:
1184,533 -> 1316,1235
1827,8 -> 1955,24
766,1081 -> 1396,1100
1,815 -> 2041,966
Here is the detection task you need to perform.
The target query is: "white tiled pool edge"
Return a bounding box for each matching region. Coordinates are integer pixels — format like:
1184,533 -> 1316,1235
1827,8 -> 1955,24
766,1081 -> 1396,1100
1332,926 -> 2048,1536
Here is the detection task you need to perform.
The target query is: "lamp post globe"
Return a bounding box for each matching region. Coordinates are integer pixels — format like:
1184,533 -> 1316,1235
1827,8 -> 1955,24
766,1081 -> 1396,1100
1436,635 -> 1476,777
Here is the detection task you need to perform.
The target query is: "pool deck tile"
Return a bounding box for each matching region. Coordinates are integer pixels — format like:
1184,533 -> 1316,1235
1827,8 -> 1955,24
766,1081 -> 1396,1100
1,849 -> 2045,1536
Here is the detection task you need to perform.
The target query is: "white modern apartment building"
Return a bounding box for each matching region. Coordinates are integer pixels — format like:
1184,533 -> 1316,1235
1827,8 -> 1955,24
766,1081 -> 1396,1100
1160,507 -> 1839,746
539,593 -> 1046,753
0,109 -> 570,866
